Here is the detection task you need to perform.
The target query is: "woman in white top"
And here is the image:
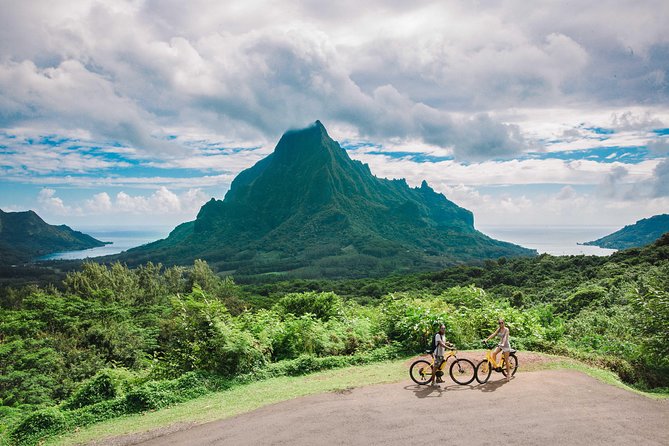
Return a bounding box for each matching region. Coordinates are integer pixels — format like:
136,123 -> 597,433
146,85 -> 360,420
485,319 -> 512,381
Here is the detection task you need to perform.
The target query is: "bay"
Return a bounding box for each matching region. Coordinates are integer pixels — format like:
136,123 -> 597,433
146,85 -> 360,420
38,226 -> 171,261
478,225 -> 618,256
39,224 -> 620,261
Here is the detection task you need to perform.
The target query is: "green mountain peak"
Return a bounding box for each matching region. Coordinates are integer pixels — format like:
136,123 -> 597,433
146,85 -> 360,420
124,121 -> 534,277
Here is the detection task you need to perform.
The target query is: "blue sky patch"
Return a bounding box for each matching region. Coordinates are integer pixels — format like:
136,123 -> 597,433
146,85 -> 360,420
525,146 -> 649,164
583,126 -> 615,135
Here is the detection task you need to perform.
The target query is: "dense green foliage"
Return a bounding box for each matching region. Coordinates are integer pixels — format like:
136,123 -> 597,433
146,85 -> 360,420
119,121 -> 533,278
584,214 -> 669,249
1,235 -> 668,444
0,209 -> 105,265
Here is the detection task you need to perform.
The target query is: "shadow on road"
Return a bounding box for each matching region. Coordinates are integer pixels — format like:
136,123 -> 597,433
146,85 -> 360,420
475,378 -> 509,393
404,382 -> 476,398
405,375 -> 516,397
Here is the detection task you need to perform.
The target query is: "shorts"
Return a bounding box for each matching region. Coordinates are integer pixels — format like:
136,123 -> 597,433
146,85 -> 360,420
434,355 -> 444,368
498,344 -> 511,353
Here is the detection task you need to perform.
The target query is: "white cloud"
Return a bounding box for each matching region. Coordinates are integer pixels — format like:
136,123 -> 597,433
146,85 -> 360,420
349,152 -> 660,187
595,157 -> 669,200
438,182 -> 669,227
0,134 -> 131,175
4,173 -> 234,190
35,187 -> 209,222
7,0 -> 666,160
37,188 -> 74,215
610,111 -> 665,131
112,186 -> 208,215
2,0 -> 669,229
0,60 -> 183,155
85,192 -> 113,213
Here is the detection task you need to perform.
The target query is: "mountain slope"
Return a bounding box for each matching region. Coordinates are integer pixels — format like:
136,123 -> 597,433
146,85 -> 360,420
0,209 -> 106,264
583,214 -> 669,250
123,121 -> 534,277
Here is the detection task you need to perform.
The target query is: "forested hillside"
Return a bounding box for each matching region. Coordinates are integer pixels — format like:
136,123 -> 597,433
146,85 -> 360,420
0,209 -> 106,265
584,214 -> 669,249
1,234 -> 667,445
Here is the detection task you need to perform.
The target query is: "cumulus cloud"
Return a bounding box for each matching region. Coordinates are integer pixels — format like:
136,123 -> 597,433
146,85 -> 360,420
610,111 -> 665,131
651,159 -> 669,197
85,187 -> 209,215
349,151 -> 659,187
85,192 -> 113,213
596,157 -> 669,200
0,60 -> 182,155
37,187 -> 208,219
5,0 -> 666,161
116,188 -> 180,214
433,181 -> 669,227
2,0 -> 669,228
37,188 -> 73,215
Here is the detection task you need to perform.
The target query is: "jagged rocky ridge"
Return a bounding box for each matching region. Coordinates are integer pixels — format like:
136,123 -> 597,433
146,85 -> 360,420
123,121 -> 534,277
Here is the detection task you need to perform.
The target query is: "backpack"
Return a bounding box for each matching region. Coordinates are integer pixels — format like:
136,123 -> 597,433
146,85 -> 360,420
430,333 -> 440,353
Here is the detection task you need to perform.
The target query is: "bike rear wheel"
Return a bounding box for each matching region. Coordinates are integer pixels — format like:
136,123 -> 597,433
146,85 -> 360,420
501,354 -> 518,377
409,359 -> 434,385
475,360 -> 492,384
449,358 -> 476,385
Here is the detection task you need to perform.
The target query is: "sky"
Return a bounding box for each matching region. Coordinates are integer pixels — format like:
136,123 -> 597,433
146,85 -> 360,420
1,0 -> 668,231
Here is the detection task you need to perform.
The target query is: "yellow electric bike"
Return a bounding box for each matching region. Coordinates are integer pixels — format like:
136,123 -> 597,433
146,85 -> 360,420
409,345 -> 476,385
474,341 -> 518,384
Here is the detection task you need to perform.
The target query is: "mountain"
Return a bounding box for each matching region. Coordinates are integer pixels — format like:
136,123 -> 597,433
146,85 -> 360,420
0,209 -> 107,264
123,121 -> 534,278
583,214 -> 669,250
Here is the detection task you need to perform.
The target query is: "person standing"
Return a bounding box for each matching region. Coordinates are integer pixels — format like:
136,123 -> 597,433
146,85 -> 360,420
432,324 -> 452,386
485,319 -> 512,381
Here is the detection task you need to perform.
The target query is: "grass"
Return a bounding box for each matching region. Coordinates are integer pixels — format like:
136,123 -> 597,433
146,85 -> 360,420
31,352 -> 669,445
532,357 -> 669,400
46,359 -> 410,446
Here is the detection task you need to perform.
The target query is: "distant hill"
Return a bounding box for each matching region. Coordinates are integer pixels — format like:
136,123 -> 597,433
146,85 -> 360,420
0,209 -> 106,264
121,121 -> 534,278
583,214 -> 669,250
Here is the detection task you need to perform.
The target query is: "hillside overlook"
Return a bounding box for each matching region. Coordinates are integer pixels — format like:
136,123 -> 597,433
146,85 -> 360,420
0,208 -> 106,264
583,214 -> 669,250
122,121 -> 535,277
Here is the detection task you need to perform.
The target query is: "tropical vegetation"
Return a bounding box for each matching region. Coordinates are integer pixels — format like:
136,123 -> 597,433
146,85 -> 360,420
1,234 -> 668,445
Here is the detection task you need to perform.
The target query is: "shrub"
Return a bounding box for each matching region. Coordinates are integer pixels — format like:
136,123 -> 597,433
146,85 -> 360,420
274,292 -> 343,321
159,288 -> 267,377
62,372 -> 116,410
62,368 -> 140,410
9,407 -> 67,446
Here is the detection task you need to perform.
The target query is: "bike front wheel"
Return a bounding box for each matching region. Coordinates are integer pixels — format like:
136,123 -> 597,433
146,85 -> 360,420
409,359 -> 434,385
449,358 -> 476,385
501,354 -> 518,377
475,360 -> 492,384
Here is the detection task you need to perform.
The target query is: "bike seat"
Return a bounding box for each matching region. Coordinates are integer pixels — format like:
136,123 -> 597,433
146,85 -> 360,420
424,350 -> 433,355
510,348 -> 517,354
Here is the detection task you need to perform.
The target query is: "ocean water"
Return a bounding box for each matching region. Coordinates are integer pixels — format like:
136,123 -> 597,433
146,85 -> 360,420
39,224 -> 619,261
38,226 -> 172,261
478,225 -> 618,256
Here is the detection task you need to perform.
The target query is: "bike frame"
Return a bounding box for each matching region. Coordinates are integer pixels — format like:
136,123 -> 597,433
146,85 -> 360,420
484,348 -> 504,369
427,349 -> 458,371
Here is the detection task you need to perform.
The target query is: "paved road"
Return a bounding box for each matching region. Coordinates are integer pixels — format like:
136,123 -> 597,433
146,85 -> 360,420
110,370 -> 669,446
